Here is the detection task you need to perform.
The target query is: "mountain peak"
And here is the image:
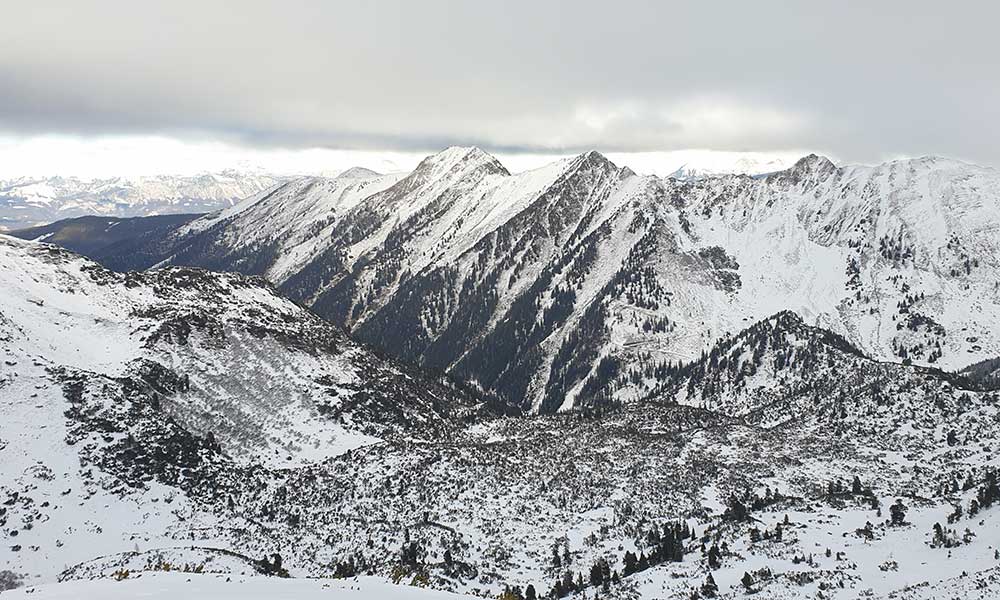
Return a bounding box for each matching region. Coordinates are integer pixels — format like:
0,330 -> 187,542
570,149 -> 620,173
790,153 -> 837,174
429,145 -> 494,162
884,154 -> 983,172
764,309 -> 806,329
577,149 -> 610,162
686,310 -> 864,374
336,166 -> 382,180
416,146 -> 509,178
764,153 -> 837,185
792,153 -> 835,169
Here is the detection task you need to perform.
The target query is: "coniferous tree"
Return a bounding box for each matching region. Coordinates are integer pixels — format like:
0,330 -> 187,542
979,470 -> 1000,508
525,584 -> 537,600
890,499 -> 908,526
701,573 -> 719,597
726,497 -> 749,522
623,551 -> 637,576
499,585 -> 523,600
708,544 -> 722,569
561,570 -> 575,595
589,560 -> 604,586
932,522 -> 946,547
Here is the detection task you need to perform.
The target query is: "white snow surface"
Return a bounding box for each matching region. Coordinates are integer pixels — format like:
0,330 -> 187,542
3,572 -> 478,600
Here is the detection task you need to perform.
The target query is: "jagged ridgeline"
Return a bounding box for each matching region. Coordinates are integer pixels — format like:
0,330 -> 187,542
19,148 -> 1000,415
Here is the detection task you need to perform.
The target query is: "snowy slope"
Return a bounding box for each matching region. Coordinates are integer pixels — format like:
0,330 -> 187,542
165,169 -> 407,281
0,235 -> 488,585
0,235 -> 483,462
2,572 -> 479,600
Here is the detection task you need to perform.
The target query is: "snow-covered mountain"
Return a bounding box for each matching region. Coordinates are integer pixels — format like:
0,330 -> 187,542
109,147 -> 1000,414
0,171 -> 287,230
3,236 -> 999,599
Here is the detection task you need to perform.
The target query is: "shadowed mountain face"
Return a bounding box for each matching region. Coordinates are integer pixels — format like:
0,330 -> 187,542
23,148 -> 1000,416
9,214 -> 202,270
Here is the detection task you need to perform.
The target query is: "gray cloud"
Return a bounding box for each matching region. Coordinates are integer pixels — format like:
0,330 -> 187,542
1,0 -> 998,165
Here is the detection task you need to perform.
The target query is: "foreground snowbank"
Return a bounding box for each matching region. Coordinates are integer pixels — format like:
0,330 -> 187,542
3,572 -> 477,600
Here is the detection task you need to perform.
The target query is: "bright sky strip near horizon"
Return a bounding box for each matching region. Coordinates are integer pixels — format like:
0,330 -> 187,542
0,135 -> 813,179
0,1 -> 996,177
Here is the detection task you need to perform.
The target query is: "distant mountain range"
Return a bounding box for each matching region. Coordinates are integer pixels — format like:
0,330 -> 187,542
0,171 -> 286,230
0,154 -> 803,232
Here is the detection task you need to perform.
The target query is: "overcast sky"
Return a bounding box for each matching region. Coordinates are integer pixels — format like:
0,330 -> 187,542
1,1 -> 997,176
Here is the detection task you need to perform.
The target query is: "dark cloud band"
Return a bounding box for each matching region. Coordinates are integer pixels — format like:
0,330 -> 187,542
0,1 -> 996,165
